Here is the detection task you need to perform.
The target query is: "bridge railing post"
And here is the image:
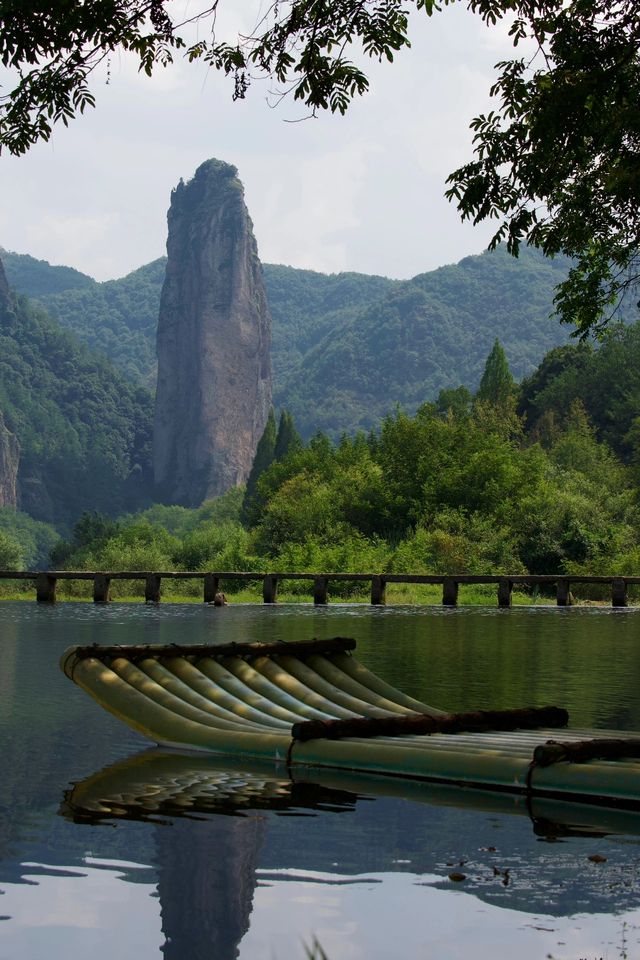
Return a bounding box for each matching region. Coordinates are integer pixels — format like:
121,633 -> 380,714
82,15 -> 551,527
442,578 -> 459,606
313,576 -> 329,605
203,573 -> 220,603
263,574 -> 278,604
93,574 -> 111,603
371,575 -> 386,605
612,578 -> 628,607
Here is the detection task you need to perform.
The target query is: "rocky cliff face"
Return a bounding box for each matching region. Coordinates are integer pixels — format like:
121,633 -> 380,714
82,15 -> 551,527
153,160 -> 272,505
0,413 -> 19,509
0,260 -> 20,510
0,256 -> 11,308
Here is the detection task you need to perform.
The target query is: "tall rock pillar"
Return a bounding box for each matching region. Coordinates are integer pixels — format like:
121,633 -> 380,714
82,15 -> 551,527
153,159 -> 272,505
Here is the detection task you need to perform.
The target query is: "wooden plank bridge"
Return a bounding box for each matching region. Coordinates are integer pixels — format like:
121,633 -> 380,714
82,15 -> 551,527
0,570 -> 636,607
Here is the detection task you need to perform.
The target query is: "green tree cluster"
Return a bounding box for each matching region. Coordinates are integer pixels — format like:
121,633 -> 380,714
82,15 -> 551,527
241,410 -> 302,524
520,322 -> 640,463
0,507 -> 59,568
37,336 -> 640,592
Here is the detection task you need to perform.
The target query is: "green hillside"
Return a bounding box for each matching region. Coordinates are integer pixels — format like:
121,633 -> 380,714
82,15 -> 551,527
2,253 -> 164,386
3,245 -> 616,439
0,260 -> 153,530
264,264 -> 398,384
1,252 -> 397,394
277,247 -> 577,436
0,247 -> 94,296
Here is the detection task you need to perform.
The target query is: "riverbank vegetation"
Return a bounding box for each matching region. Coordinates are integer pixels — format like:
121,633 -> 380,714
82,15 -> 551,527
3,327 -> 638,605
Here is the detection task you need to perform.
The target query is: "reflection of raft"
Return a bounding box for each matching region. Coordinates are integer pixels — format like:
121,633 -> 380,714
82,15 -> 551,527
62,747 -> 640,840
61,638 -> 640,808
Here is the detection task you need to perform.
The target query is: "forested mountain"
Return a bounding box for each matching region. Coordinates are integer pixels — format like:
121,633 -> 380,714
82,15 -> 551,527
6,245 -> 638,442
0,258 -> 153,531
264,265 -> 398,385
1,251 -> 398,396
277,247 -> 577,436
2,252 -> 164,387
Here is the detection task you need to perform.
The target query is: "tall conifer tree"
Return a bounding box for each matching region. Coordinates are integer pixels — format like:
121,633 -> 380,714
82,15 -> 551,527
274,410 -> 302,462
241,409 -> 276,524
476,339 -> 515,408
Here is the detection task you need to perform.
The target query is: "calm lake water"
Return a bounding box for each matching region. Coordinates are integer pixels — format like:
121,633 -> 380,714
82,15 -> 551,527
2,601 -> 640,960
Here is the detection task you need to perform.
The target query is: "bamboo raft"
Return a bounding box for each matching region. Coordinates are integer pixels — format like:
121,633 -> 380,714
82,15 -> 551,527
61,638 -> 640,808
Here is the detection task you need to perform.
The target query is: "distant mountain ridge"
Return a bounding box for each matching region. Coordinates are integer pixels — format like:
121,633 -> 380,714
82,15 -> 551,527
2,245 -> 584,438
277,247 -> 577,436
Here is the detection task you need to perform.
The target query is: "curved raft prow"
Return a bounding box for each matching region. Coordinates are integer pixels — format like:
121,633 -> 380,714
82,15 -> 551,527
61,638 -> 640,809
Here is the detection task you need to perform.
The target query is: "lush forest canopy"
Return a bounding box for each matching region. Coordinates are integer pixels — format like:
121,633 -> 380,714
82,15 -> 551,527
45,331 -> 640,594
1,0 -> 637,333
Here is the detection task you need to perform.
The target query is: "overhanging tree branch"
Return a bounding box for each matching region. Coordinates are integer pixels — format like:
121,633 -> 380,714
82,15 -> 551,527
1,0 -> 638,333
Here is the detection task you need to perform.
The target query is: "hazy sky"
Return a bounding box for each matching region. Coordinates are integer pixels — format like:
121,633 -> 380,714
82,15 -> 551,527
0,4 -> 516,282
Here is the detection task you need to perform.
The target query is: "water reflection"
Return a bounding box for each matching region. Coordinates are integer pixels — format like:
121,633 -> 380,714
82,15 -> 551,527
4,603 -> 640,958
59,748 -> 640,956
157,816 -> 263,960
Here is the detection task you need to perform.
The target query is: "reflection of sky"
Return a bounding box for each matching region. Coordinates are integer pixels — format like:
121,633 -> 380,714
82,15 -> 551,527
0,860 -> 161,960
3,862 -> 640,960
243,871 -> 640,959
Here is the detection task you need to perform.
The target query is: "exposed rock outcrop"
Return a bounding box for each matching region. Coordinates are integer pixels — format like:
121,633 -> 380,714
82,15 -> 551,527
0,260 -> 20,509
0,256 -> 12,315
153,160 -> 272,505
0,412 -> 19,510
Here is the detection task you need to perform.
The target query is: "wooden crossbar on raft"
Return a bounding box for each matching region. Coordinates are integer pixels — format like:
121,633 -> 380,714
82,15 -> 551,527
291,706 -> 570,742
62,637 -> 357,668
534,738 -> 640,766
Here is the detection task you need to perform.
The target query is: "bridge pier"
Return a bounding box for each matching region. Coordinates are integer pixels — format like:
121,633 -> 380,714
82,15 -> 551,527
612,578 -> 628,607
371,575 -> 386,605
442,578 -> 458,606
313,576 -> 329,605
36,573 -> 57,603
263,575 -> 279,604
556,579 -> 575,606
203,573 -> 220,603
497,577 -> 512,607
93,574 -> 111,603
145,574 -> 162,603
